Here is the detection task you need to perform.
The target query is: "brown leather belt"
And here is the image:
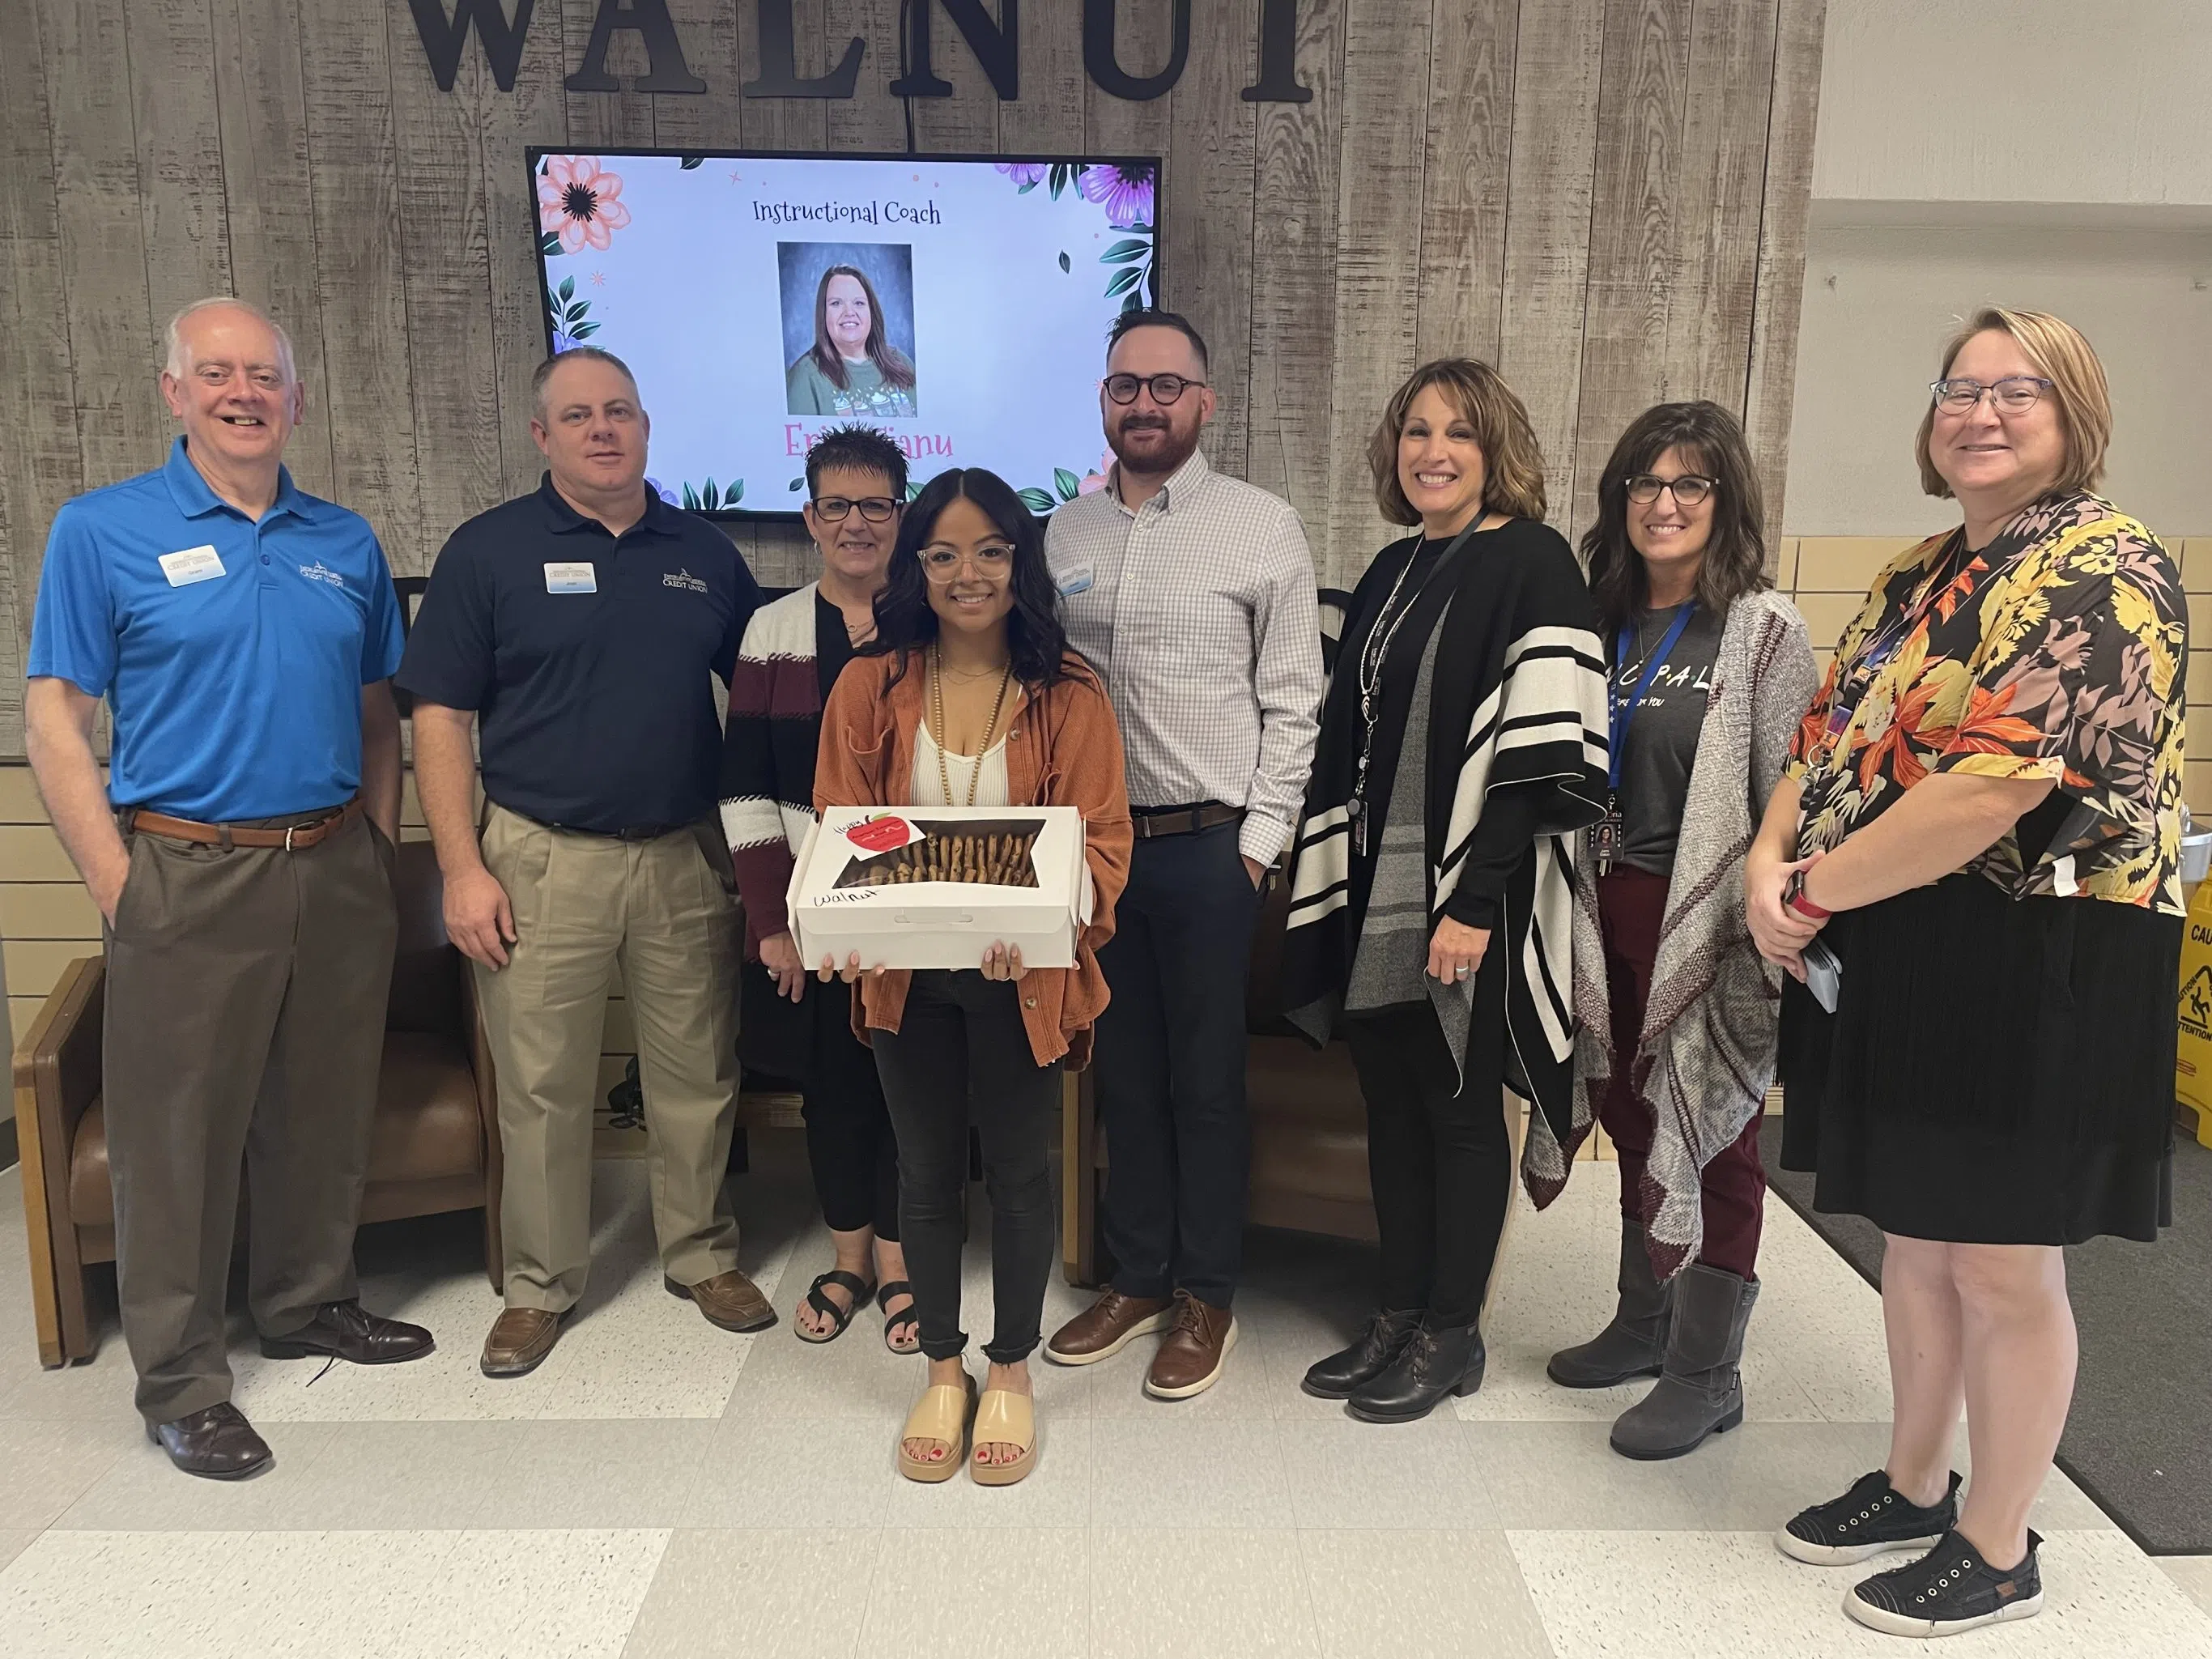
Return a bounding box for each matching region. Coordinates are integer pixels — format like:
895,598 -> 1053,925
1129,802 -> 1244,840
124,796 -> 364,852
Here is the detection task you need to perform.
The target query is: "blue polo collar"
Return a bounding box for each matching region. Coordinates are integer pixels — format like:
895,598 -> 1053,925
162,436 -> 312,524
535,473 -> 679,538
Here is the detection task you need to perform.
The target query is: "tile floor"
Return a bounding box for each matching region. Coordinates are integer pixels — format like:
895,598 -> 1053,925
1,1136 -> 2208,1657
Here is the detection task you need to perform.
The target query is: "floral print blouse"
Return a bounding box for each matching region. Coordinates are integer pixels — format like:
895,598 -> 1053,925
1787,491 -> 2186,914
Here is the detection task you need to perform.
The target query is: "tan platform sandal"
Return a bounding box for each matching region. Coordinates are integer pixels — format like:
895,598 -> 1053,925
896,1371 -> 976,1483
969,1387 -> 1036,1487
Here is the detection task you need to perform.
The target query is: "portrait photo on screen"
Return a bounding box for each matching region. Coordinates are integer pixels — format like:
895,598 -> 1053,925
780,243 -> 919,419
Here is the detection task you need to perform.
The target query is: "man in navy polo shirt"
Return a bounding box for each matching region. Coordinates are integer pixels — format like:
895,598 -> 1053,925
400,347 -> 769,1378
24,297 -> 434,1480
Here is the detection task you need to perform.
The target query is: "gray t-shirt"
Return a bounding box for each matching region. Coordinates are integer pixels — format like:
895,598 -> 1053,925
1610,602 -> 1721,878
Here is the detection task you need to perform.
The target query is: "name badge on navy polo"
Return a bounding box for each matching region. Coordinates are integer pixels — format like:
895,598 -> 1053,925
544,561 -> 597,593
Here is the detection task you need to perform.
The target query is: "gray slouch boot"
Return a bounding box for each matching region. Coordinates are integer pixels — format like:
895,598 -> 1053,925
1547,1218 -> 1673,1389
1610,1261 -> 1758,1460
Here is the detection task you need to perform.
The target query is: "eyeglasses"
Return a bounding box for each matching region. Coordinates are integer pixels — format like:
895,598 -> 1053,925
1930,376 -> 2052,415
811,496 -> 899,523
1103,372 -> 1207,406
1625,474 -> 1716,507
919,543 -> 1015,581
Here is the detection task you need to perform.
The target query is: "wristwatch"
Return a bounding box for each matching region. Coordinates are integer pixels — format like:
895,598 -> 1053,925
1783,867 -> 1831,921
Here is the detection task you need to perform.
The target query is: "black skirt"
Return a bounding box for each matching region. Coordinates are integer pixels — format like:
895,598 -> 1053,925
1779,873 -> 2180,1244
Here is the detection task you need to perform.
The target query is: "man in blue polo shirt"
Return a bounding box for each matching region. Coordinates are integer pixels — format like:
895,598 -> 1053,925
24,297 -> 434,1480
399,347 -> 768,1377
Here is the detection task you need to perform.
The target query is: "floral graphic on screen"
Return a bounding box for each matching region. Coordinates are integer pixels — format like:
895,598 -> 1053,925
1078,164 -> 1155,229
1003,162 -> 1158,315
1018,453 -> 1114,517
547,274 -> 599,353
538,155 -> 632,254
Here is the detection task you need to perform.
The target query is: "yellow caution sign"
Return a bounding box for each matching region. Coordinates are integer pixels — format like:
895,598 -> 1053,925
2177,880 -> 2212,1148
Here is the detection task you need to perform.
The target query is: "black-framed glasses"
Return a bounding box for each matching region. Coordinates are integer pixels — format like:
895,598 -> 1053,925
1625,474 -> 1716,507
919,543 -> 1015,581
1930,376 -> 2052,415
1103,372 -> 1206,406
810,496 -> 899,523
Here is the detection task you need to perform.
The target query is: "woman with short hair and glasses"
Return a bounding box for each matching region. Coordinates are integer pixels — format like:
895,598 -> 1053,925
1751,309 -> 2184,1637
1539,402 -> 1817,1461
816,467 -> 1131,1486
719,424 -> 921,1349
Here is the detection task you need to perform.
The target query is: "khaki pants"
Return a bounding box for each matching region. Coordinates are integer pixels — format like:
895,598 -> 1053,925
474,803 -> 742,1311
103,809 -> 398,1423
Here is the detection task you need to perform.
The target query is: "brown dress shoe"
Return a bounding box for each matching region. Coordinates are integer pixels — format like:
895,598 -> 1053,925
481,1307 -> 565,1376
1145,1291 -> 1239,1399
669,1271 -> 776,1333
148,1402 -> 273,1480
1045,1287 -> 1173,1366
261,1300 -> 435,1365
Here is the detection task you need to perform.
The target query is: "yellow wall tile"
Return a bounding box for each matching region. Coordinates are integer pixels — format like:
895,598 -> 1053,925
1790,537 -> 1921,595
1793,591 -> 1868,648
1771,538 -> 1798,589
3,939 -> 96,1001
0,883 -> 100,940
2183,538 -> 2212,593
0,825 -> 79,883
2189,760 -> 2212,818
0,768 -> 46,824
2192,651 -> 2212,706
2193,594 -> 2212,649
2191,708 -> 2212,762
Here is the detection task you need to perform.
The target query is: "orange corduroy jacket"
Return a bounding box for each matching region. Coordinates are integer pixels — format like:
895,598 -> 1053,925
813,649 -> 1134,1069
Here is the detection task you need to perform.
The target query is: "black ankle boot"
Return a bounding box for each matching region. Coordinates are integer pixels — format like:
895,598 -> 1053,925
1347,1317 -> 1484,1423
1301,1309 -> 1422,1399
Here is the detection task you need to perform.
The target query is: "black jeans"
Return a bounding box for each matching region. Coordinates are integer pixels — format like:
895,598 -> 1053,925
1093,820 -> 1265,1308
802,985 -> 900,1241
872,971 -> 1063,1363
1342,968 -> 1512,1326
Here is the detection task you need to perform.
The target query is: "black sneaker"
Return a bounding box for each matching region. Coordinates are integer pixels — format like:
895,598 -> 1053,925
1777,1469 -> 1962,1565
1844,1529 -> 2044,1638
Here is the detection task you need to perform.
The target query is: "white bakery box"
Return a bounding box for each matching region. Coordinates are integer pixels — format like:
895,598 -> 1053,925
787,805 -> 1093,971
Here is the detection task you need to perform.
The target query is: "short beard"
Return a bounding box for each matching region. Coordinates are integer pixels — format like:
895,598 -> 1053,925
1107,412 -> 1202,478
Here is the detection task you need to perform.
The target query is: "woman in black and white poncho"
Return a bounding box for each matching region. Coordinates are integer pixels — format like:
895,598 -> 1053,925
1281,359 -> 1608,1423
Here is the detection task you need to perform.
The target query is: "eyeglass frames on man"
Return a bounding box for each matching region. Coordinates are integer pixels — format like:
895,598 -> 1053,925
810,496 -> 899,523
918,543 -> 1015,581
1624,474 -> 1716,508
1102,372 -> 1207,406
1929,376 -> 2052,415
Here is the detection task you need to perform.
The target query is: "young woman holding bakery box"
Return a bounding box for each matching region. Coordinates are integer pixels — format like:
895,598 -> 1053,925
815,466 -> 1133,1487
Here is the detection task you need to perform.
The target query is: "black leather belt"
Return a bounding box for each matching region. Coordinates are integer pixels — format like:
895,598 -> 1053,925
1129,802 -> 1243,840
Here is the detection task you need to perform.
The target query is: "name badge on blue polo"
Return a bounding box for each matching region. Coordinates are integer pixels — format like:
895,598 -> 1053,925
544,561 -> 597,594
160,545 -> 225,587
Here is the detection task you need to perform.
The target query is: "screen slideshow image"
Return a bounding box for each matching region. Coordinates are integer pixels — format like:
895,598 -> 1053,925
532,151 -> 1161,516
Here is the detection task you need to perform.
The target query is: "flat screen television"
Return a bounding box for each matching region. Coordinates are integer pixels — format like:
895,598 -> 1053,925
530,147 -> 1162,518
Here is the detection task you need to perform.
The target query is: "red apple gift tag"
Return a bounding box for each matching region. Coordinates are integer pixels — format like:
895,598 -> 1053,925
843,814 -> 924,857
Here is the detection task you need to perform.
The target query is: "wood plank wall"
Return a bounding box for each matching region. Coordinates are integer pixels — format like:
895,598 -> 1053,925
0,0 -> 1829,751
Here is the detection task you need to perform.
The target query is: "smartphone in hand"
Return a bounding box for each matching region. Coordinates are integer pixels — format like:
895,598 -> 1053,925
1803,937 -> 1842,1013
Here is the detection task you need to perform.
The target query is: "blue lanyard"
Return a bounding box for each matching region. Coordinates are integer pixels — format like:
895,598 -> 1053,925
1608,602 -> 1695,793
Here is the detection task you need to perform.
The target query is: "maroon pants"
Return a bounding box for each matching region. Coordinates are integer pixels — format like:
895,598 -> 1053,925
1597,866 -> 1767,1278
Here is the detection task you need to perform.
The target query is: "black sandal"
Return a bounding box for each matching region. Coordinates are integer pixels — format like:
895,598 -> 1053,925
878,1279 -> 921,1354
794,1270 -> 876,1345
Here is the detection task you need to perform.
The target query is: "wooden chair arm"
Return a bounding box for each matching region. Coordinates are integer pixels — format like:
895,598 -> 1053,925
12,954 -> 105,1368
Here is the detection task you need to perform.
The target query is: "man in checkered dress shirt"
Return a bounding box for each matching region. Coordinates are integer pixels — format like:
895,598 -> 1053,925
1043,311 -> 1323,1400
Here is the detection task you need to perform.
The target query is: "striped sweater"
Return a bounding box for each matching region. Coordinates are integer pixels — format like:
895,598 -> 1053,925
717,583 -> 840,957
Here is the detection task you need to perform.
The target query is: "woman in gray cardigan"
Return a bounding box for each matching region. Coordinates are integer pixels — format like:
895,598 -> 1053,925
1524,402 -> 1817,1460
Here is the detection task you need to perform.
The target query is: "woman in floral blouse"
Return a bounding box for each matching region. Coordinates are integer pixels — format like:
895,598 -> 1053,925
1746,308 -> 2185,1639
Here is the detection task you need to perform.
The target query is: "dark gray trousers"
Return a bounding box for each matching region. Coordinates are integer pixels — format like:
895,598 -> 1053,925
102,808 -> 396,1423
